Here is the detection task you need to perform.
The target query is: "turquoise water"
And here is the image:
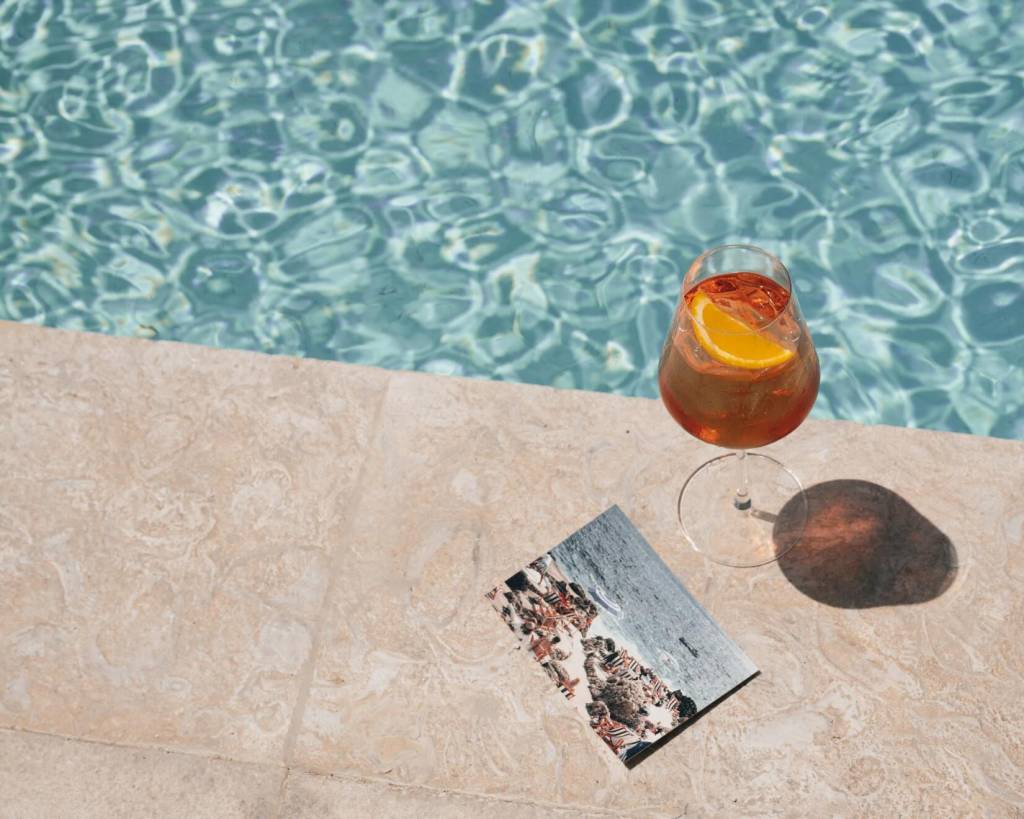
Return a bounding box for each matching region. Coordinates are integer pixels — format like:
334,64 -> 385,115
2,1 -> 1022,439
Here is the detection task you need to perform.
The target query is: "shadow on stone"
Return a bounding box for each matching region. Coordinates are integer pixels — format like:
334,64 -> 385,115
774,480 -> 957,609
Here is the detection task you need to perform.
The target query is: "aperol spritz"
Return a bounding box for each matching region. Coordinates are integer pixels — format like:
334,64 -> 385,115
659,245 -> 819,567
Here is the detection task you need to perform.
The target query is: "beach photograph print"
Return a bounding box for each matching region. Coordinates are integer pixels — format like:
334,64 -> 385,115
486,506 -> 758,764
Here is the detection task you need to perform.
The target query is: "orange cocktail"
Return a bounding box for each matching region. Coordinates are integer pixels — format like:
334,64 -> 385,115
658,245 -> 819,568
659,271 -> 819,450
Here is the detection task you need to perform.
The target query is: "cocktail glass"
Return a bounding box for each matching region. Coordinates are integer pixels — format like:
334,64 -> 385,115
658,244 -> 820,567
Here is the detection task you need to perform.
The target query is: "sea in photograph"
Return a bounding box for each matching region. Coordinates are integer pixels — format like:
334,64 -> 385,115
551,507 -> 756,709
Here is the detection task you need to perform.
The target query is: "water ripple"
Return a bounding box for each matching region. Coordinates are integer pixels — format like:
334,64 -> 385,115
1,0 -> 1023,438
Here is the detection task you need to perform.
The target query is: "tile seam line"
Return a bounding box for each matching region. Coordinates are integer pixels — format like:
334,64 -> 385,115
280,766 -> 641,817
0,727 -> 635,816
270,765 -> 291,819
0,726 -> 276,769
279,373 -> 395,767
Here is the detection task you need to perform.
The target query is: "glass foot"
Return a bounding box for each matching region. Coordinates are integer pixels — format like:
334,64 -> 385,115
677,452 -> 807,568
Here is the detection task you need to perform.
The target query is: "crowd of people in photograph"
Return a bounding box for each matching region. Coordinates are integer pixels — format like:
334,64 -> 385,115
488,555 -> 696,762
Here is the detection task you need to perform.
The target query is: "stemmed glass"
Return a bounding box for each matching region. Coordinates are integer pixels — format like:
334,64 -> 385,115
658,244 -> 820,567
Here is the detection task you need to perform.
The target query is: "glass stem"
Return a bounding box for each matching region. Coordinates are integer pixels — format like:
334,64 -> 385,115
734,450 -> 752,511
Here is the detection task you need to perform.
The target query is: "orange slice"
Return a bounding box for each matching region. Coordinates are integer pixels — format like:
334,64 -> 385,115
688,291 -> 794,370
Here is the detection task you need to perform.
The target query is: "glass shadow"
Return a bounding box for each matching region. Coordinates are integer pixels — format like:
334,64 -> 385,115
773,480 -> 958,608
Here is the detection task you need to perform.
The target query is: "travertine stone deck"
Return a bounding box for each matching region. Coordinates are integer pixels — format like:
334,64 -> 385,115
1,321 -> 1022,818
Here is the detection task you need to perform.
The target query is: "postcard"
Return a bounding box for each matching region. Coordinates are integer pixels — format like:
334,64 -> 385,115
486,506 -> 758,763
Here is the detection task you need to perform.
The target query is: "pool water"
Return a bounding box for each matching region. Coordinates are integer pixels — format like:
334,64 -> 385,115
2,0 -> 1023,439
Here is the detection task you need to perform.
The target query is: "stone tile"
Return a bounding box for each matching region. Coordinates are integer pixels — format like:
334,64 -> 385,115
294,370 -> 1024,816
0,729 -> 280,819
4,322 -> 1024,815
0,323 -> 389,762
280,770 -> 609,818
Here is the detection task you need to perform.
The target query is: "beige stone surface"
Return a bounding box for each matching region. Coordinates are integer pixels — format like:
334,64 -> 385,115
0,323 -> 388,762
0,729 -> 280,818
2,322 -> 1023,816
279,770 -> 611,818
294,370 -> 1024,816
